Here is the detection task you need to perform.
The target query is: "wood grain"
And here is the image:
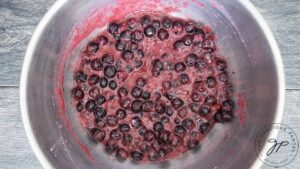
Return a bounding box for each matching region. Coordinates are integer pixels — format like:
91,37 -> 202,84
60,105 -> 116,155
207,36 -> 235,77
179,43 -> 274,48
0,0 -> 299,89
250,0 -> 300,89
0,0 -> 55,86
0,87 -> 41,169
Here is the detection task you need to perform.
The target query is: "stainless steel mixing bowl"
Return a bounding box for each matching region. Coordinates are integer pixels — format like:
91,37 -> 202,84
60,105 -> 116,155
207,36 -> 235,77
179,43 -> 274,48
20,0 -> 285,168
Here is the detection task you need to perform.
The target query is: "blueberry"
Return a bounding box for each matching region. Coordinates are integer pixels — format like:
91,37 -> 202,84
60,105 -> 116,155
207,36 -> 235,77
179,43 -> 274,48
161,116 -> 170,124
174,62 -> 186,73
200,106 -> 210,115
137,49 -> 145,58
144,25 -> 156,38
206,76 -> 217,88
109,80 -> 117,90
115,40 -> 126,51
179,73 -> 190,84
131,151 -> 144,161
136,78 -> 147,87
173,40 -> 184,50
86,42 -> 99,53
129,42 -> 138,51
104,65 -> 117,78
74,71 -> 87,83
158,148 -> 167,158
106,115 -> 118,126
221,110 -> 234,122
131,87 -> 142,98
170,134 -> 182,147
187,139 -> 199,150
127,18 -> 137,30
153,122 -> 164,132
120,30 -> 132,41
185,21 -> 196,33
88,74 -> 100,86
141,91 -> 151,100
97,35 -> 108,47
182,35 -> 193,46
162,17 -> 172,28
116,109 -> 127,119
143,100 -> 153,112
218,73 -> 228,82
185,53 -> 197,67
174,125 -> 186,135
110,129 -> 121,140
190,102 -> 200,113
91,128 -> 106,142
116,149 -> 128,161
101,54 -> 114,64
205,95 -> 217,105
157,28 -> 169,41
171,98 -> 184,109
131,100 -> 143,113
148,150 -> 159,161
164,92 -> 176,100
152,59 -> 164,71
131,116 -> 142,129
174,117 -> 181,124
108,22 -> 119,34
182,118 -> 195,130
158,130 -> 170,144
165,107 -> 174,116
140,15 -> 151,28
72,87 -> 84,100
223,100 -> 234,111
155,101 -> 166,114
203,39 -> 215,50
216,59 -> 227,71
76,102 -> 84,112
122,133 -> 133,146
93,107 -> 107,119
117,87 -> 129,97
172,21 -> 184,35
150,19 -> 160,27
99,77 -> 108,88
144,130 -> 156,142
85,99 -> 96,112
139,126 -> 147,136
191,92 -> 201,102
95,95 -> 106,105
131,30 -> 144,42
119,124 -> 131,133
162,81 -> 172,90
195,58 -> 207,70
199,122 -> 210,134
91,58 -> 103,71
120,98 -> 131,109
105,141 -> 118,154
122,50 -> 134,62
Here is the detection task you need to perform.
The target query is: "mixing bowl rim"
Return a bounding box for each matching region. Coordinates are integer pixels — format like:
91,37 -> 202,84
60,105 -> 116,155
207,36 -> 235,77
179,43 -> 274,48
20,0 -> 285,169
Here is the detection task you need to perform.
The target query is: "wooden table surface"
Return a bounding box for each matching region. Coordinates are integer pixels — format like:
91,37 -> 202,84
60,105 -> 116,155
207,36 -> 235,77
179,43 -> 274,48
0,0 -> 299,168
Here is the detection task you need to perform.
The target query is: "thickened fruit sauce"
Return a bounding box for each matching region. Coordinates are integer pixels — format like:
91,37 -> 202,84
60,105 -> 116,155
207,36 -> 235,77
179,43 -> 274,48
71,11 -> 234,162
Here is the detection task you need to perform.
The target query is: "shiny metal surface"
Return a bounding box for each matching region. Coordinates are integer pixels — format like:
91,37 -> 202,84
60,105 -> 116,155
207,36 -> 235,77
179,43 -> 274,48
20,0 -> 285,169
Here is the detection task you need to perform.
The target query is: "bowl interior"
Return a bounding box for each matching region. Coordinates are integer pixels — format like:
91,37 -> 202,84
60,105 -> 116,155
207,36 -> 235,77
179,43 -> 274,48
23,0 -> 282,168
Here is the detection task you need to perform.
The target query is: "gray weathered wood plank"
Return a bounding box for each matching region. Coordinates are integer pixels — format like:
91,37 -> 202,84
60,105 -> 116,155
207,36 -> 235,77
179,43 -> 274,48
0,87 -> 42,169
0,87 -> 300,168
0,0 -> 299,89
250,0 -> 300,89
0,0 -> 55,86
